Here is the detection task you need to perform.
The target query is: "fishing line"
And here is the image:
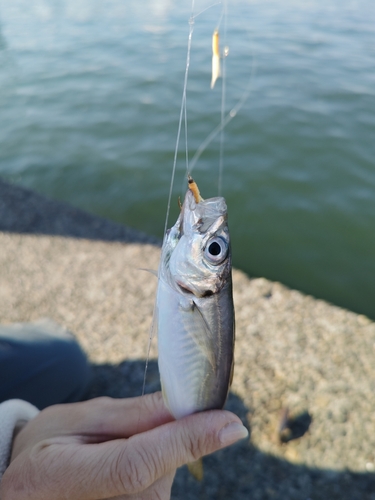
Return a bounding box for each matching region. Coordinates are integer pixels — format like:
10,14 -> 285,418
163,1 -> 196,238
218,0 -> 227,195
176,0 -> 256,194
180,0 -> 227,194
140,0 -> 254,403
184,68 -> 189,181
182,3 -> 222,192
195,1 -> 222,20
188,38 -> 257,176
140,1 -> 196,404
162,0 -> 225,232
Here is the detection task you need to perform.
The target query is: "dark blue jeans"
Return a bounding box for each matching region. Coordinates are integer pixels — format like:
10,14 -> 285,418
0,319 -> 91,409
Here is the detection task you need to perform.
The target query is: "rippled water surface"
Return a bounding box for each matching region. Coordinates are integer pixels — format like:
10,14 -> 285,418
1,0 -> 375,317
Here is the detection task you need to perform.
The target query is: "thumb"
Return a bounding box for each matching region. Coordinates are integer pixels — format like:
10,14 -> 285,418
108,409 -> 248,496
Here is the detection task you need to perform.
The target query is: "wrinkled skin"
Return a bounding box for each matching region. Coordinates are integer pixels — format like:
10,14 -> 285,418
0,392 -> 247,500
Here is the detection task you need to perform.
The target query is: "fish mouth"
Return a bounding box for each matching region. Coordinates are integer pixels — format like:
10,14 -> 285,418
177,280 -> 214,298
177,281 -> 194,295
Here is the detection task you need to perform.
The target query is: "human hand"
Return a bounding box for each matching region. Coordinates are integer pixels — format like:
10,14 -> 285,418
1,392 -> 248,500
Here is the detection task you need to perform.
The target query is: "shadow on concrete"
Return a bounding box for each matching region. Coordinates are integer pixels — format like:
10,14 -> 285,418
278,409 -> 313,444
0,178 -> 160,245
86,359 -> 375,500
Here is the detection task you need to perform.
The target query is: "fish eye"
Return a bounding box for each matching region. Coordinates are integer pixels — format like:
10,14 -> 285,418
204,237 -> 228,265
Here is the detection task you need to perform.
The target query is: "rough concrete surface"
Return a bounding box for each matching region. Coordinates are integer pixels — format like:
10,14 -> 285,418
1,178 -> 375,499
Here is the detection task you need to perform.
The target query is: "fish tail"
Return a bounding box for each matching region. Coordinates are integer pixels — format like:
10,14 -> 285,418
187,457 -> 204,481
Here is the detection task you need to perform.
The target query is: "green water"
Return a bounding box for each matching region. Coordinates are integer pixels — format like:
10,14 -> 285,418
0,0 -> 375,317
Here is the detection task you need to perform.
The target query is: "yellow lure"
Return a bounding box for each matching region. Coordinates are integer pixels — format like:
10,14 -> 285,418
211,29 -> 221,89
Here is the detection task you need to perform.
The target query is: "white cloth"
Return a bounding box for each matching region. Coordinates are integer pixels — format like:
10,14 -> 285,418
0,399 -> 39,481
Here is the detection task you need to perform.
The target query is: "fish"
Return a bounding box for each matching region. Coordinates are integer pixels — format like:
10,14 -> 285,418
211,29 -> 221,89
155,176 -> 235,421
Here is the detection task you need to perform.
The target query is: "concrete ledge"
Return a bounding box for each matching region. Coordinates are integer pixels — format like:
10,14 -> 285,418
1,178 -> 375,499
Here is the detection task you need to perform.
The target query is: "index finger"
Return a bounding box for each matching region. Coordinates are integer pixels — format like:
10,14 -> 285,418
20,392 -> 174,445
76,392 -> 175,439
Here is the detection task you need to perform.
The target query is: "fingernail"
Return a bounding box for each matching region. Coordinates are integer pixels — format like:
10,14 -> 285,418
219,421 -> 249,446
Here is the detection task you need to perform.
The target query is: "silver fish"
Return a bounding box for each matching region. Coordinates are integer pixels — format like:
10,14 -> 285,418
156,177 -> 234,420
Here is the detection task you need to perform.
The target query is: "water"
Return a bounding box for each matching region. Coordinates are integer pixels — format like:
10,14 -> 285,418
0,0 -> 375,318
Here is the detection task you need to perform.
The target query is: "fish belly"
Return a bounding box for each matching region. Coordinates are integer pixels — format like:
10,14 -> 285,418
157,281 -> 211,419
157,280 -> 234,419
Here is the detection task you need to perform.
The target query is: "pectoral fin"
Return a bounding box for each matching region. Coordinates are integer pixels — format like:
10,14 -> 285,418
179,298 -> 218,373
138,268 -> 158,277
